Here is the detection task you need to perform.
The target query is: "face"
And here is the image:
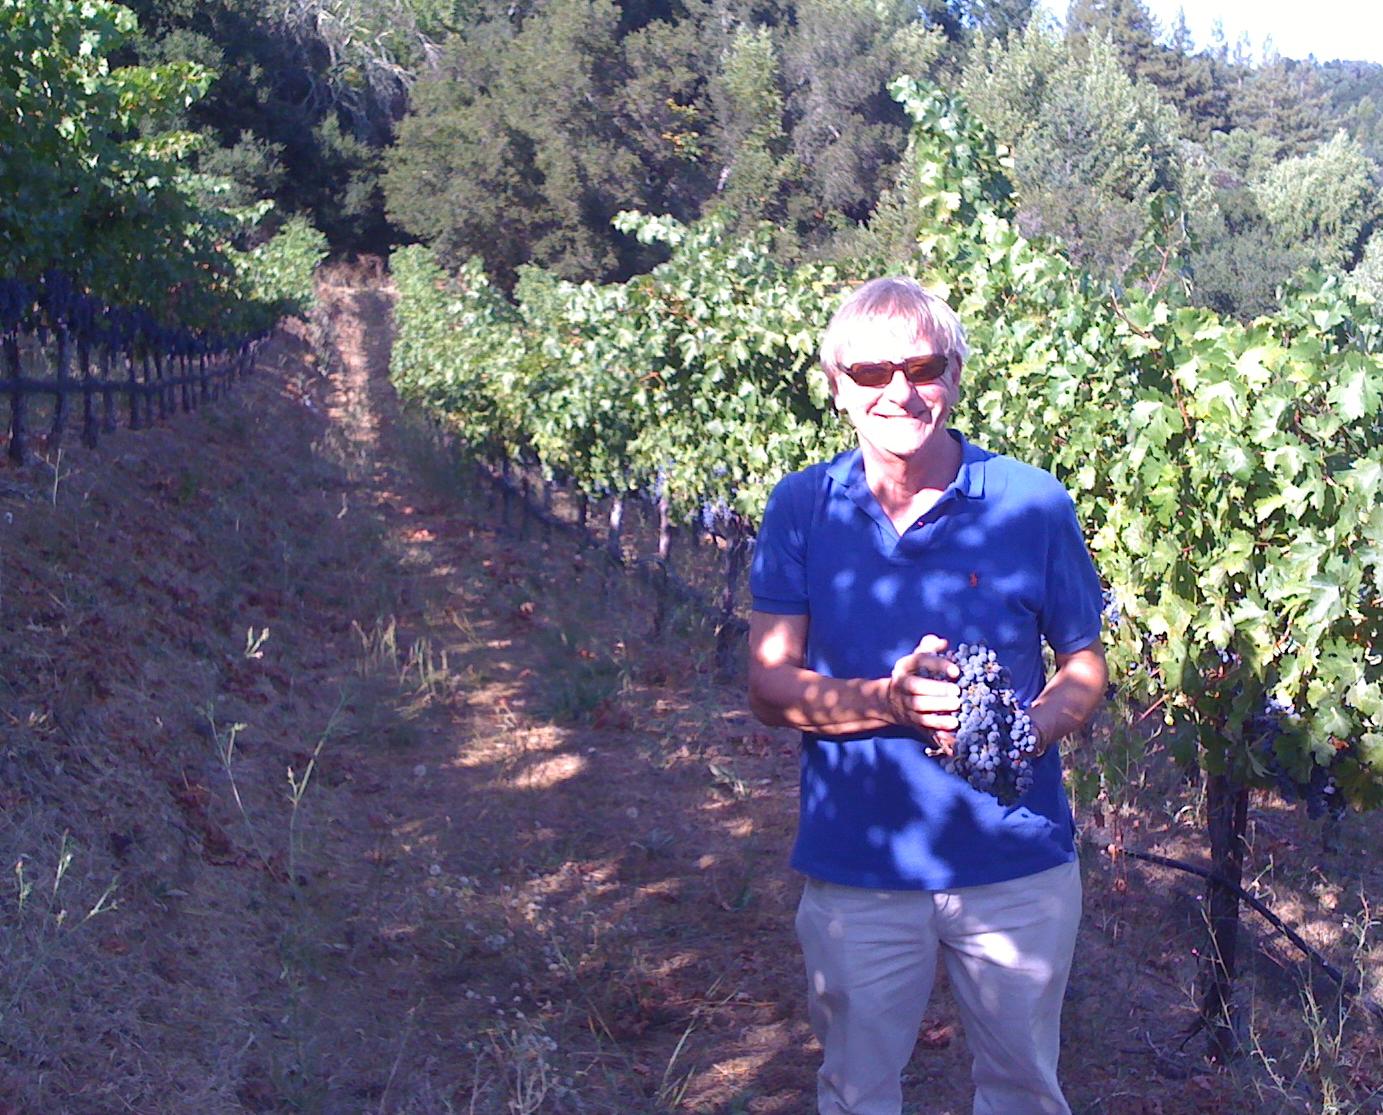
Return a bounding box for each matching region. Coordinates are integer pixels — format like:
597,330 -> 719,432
830,323 -> 959,465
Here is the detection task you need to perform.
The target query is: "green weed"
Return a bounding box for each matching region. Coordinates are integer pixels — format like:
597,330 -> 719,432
708,761 -> 749,800
1241,901 -> 1383,1114
2,833 -> 117,1029
533,642 -> 625,725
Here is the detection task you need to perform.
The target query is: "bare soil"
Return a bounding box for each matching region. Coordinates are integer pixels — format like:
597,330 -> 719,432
1,267 -> 1380,1115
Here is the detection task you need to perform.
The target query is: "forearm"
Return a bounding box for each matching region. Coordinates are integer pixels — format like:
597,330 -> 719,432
1027,644 -> 1107,753
749,664 -> 896,736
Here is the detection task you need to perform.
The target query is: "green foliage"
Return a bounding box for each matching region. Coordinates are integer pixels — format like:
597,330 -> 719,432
895,84 -> 1383,809
958,16 -> 1383,318
1066,0 -> 1160,74
0,0 -> 212,294
389,247 -> 528,459
776,0 -> 945,236
391,219 -> 851,519
231,217 -> 330,319
1185,185 -> 1311,321
1205,128 -> 1281,184
128,0 -> 399,251
1019,31 -> 1180,193
0,0 -> 324,337
1230,57 -> 1332,159
1184,129 -> 1381,318
1252,132 -> 1380,272
383,0 -> 654,284
709,27 -> 803,236
1346,231 -> 1383,305
960,26 -> 1184,283
956,0 -> 1035,39
1140,13 -> 1230,140
97,0 -> 1383,286
1321,60 -> 1383,164
392,78 -> 1383,814
1064,0 -> 1230,141
384,0 -> 946,280
960,17 -> 1065,145
192,131 -> 288,214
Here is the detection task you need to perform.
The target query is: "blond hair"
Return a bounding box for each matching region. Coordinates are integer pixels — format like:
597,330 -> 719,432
820,277 -> 969,380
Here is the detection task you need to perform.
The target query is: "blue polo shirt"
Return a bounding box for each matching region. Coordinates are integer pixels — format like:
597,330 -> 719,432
750,432 -> 1103,890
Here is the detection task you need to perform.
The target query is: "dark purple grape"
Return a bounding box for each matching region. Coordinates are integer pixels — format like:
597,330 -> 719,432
1249,698 -> 1346,820
935,642 -> 1041,806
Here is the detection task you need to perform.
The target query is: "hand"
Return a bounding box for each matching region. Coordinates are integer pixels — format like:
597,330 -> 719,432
885,634 -> 961,753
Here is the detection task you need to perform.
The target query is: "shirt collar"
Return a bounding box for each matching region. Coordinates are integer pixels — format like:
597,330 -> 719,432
825,430 -> 988,502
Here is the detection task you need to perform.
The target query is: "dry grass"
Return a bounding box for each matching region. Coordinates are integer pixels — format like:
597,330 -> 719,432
1,271 -> 1380,1114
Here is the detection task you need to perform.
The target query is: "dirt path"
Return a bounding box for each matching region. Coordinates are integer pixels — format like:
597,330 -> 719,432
4,271 -> 1380,1114
300,276 -> 825,1113
292,277 -> 1249,1115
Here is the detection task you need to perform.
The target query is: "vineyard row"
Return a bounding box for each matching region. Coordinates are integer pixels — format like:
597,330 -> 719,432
3,334 -> 259,463
387,80 -> 1383,822
0,273 -> 273,463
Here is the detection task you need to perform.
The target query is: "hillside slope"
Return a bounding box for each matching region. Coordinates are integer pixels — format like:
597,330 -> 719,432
1,269 -> 1379,1114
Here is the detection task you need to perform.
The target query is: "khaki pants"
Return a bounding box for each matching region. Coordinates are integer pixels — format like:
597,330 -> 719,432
795,860 -> 1081,1115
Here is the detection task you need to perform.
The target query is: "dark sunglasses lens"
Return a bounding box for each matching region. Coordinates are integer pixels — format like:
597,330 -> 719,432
904,356 -> 948,383
846,363 -> 892,387
844,356 -> 948,387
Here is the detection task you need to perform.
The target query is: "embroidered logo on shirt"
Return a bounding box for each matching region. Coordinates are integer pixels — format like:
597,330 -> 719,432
968,571 -> 980,588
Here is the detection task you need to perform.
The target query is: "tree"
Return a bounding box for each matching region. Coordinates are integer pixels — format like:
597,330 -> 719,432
383,25 -> 544,284
1230,57 -> 1332,158
959,15 -> 1064,145
1066,0 -> 1234,142
1345,228 -> 1383,303
961,26 -> 1184,282
384,0 -> 653,283
194,131 -> 287,213
917,0 -> 966,46
956,0 -> 1036,39
1066,0 -> 1160,75
1141,11 -> 1231,140
126,0 -> 399,248
1320,60 -> 1383,163
779,0 -> 944,238
707,25 -> 804,237
1185,184 -> 1311,319
1180,125 -> 1382,320
1252,131 -> 1380,272
617,18 -> 716,224
0,0 -> 324,331
1206,128 -> 1281,185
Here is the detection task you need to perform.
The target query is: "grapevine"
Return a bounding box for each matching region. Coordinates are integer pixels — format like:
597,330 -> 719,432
938,643 -> 1041,807
390,79 -> 1383,817
1,1 -> 327,348
383,69 -> 1383,1063
1248,697 -> 1347,820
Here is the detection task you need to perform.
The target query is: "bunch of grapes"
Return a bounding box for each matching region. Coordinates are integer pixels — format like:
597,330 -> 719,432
1100,588 -> 1122,631
1247,697 -> 1345,820
938,642 -> 1041,806
698,497 -> 733,537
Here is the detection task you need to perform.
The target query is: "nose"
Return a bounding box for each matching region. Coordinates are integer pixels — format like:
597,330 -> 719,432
880,367 -> 918,402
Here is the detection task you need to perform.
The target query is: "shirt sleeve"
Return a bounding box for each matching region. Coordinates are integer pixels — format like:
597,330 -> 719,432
750,472 -> 811,615
1038,490 -> 1104,655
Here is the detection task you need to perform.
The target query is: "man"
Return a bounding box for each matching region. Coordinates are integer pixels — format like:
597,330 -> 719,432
748,277 -> 1108,1115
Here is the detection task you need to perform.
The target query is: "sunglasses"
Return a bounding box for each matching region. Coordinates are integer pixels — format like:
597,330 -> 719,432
841,354 -> 951,388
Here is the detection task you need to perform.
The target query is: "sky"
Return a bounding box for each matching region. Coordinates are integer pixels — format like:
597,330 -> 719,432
1039,1 -> 1383,65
